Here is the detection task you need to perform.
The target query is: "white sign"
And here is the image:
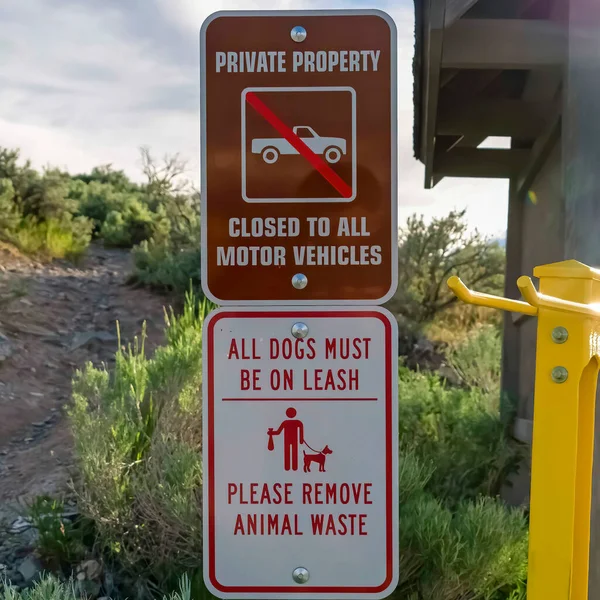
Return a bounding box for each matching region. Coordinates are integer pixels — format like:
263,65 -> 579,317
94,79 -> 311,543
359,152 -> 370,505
202,307 -> 399,599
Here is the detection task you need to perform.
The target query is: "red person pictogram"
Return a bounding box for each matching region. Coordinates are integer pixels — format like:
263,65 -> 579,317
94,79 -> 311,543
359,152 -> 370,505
267,407 -> 304,471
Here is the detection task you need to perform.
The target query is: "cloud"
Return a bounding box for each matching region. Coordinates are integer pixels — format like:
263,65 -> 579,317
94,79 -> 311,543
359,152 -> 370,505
0,0 -> 508,236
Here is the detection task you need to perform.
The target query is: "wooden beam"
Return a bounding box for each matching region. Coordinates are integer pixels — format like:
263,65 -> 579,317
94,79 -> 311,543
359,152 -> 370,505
444,0 -> 480,26
442,19 -> 566,69
422,0 -> 447,188
516,112 -> 562,199
425,69 -> 503,188
439,69 -> 460,88
438,99 -> 556,138
429,133 -> 488,188
434,148 -> 530,178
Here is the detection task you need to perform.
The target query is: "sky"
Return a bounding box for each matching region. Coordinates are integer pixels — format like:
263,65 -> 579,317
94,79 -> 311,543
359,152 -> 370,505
0,0 -> 509,237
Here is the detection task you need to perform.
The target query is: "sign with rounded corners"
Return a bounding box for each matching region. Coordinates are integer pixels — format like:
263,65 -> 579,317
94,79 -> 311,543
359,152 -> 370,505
202,307 -> 399,599
200,10 -> 398,305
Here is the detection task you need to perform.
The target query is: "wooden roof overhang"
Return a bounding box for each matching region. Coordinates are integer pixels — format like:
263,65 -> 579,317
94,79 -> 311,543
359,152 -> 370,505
413,0 -> 565,194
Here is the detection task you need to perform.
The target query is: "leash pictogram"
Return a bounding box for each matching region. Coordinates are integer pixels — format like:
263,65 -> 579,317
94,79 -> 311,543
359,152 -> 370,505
267,407 -> 333,472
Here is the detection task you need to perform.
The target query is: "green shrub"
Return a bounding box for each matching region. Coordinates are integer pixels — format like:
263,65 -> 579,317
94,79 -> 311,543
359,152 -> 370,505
100,203 -> 156,248
448,325 -> 502,395
13,216 -> 92,261
398,367 -> 521,503
397,452 -> 528,600
132,240 -> 201,292
0,178 -> 20,236
69,293 -> 211,589
28,496 -> 88,570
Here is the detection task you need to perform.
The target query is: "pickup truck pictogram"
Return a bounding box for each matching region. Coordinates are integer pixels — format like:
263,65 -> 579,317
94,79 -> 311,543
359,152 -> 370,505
251,126 -> 347,165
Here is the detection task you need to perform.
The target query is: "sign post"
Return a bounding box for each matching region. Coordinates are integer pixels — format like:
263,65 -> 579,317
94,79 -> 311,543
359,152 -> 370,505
200,9 -> 399,599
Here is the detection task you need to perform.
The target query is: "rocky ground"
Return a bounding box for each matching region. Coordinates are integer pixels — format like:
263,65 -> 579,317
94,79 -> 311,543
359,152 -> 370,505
0,243 -> 172,587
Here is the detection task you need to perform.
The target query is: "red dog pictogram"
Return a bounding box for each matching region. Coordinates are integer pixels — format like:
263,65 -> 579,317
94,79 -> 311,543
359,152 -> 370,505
303,445 -> 333,473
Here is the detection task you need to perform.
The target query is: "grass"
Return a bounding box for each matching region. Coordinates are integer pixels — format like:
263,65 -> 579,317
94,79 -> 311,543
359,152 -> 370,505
0,574 -> 194,600
28,496 -> 87,571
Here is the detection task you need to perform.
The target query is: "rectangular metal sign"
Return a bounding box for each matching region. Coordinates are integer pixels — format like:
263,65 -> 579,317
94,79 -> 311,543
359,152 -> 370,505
202,308 -> 399,599
200,10 -> 397,305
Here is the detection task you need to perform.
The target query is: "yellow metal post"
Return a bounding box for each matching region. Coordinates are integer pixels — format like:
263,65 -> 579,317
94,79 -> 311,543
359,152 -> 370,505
448,260 -> 600,599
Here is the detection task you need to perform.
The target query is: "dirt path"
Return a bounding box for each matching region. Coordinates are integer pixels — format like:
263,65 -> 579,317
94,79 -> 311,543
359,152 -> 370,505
0,243 -> 171,512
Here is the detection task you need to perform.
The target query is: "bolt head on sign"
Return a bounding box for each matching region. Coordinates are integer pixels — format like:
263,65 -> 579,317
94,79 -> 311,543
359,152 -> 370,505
200,10 -> 398,304
202,308 -> 399,599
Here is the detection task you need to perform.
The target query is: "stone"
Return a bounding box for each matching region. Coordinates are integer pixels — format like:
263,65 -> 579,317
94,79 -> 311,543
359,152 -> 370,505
31,422 -> 45,428
78,559 -> 103,581
9,516 -> 31,534
0,332 -> 14,363
70,331 -> 117,351
17,555 -> 42,584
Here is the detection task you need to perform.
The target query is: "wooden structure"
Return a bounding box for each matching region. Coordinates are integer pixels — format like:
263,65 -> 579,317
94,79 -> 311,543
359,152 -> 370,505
413,0 -> 600,592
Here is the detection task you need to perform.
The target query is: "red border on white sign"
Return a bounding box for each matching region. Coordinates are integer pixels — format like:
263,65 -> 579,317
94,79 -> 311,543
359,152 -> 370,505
205,310 -> 396,597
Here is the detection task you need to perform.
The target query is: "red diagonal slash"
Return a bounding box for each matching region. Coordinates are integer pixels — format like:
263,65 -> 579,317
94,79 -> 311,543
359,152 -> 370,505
246,91 -> 353,199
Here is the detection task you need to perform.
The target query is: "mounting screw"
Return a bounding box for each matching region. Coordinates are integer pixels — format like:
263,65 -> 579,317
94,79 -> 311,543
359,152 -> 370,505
551,366 -> 568,383
291,323 -> 309,339
551,326 -> 569,344
290,26 -> 307,43
292,273 -> 308,290
292,567 -> 310,584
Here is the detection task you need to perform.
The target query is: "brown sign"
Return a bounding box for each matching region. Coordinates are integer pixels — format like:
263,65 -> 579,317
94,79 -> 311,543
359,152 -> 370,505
200,10 -> 397,304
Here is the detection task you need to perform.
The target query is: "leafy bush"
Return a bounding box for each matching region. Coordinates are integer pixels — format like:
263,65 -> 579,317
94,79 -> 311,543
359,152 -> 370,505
397,452 -> 528,600
448,325 -> 502,395
132,241 -> 201,292
0,146 -> 199,263
389,210 -> 505,326
128,149 -> 201,292
0,178 -> 20,234
69,293 -> 213,593
398,367 -> 521,503
11,216 -> 92,261
0,148 -> 94,260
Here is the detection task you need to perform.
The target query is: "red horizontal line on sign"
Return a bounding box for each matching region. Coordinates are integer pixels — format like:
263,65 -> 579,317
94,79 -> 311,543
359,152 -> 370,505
245,91 -> 353,199
222,398 -> 377,402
